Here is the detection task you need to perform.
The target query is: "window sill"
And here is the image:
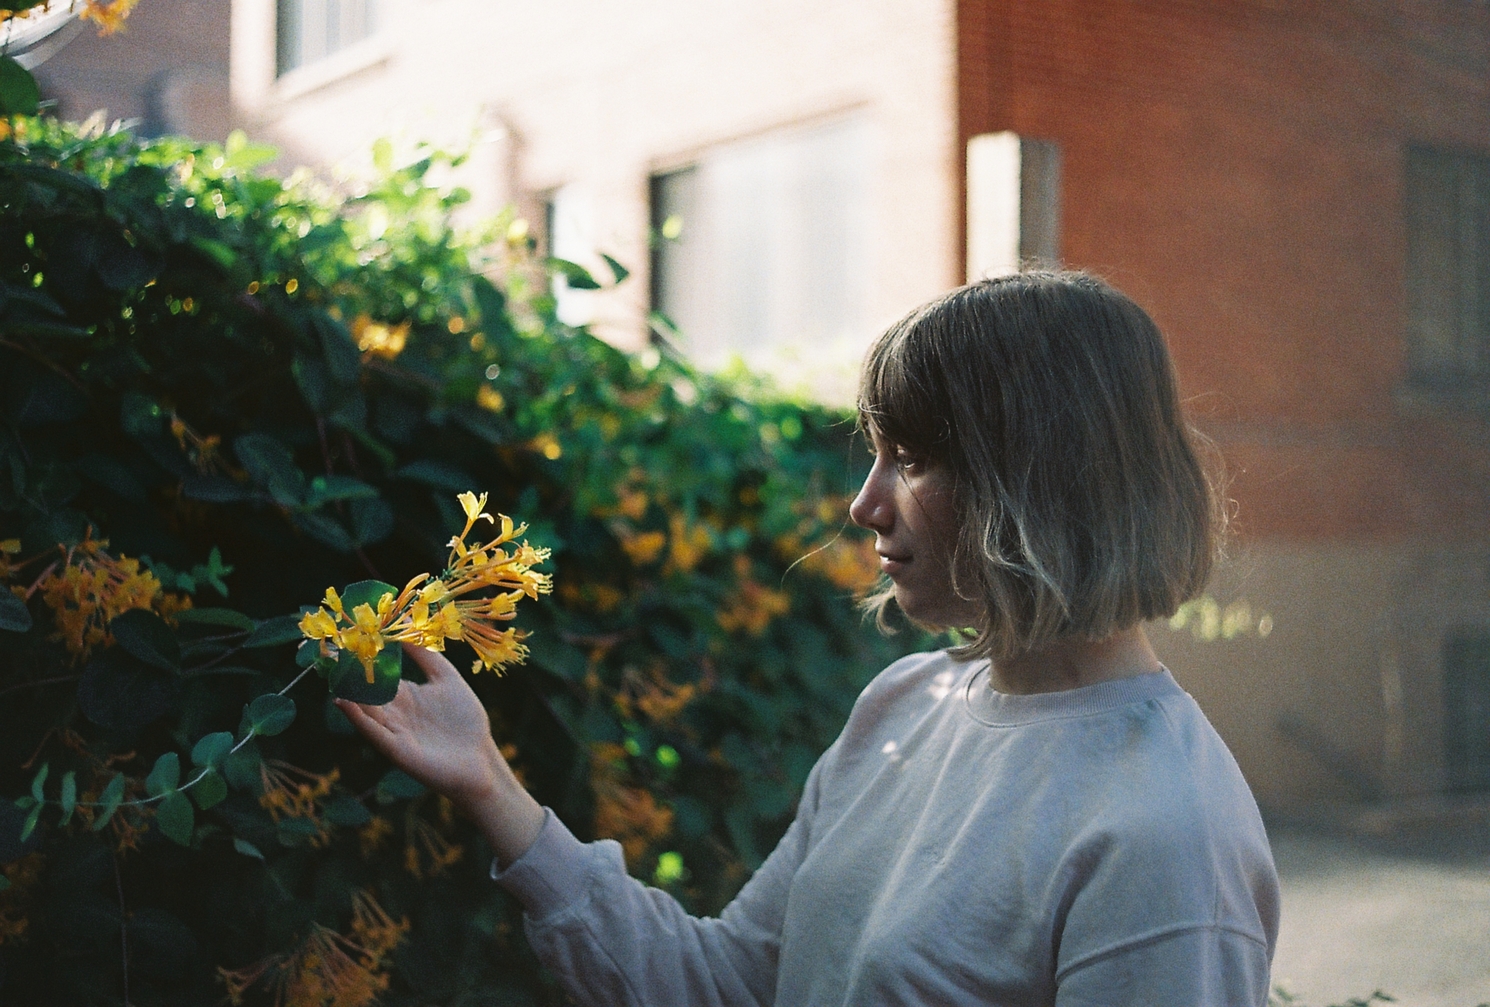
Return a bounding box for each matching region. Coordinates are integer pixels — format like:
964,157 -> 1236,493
272,34 -> 391,102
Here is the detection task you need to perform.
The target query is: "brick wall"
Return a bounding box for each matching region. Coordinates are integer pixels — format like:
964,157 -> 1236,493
960,0 -> 1490,542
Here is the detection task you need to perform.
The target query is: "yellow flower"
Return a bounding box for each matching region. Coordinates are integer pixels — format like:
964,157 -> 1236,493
78,0 -> 141,35
620,529 -> 667,566
299,608 -> 338,640
475,385 -> 505,412
352,314 -> 410,359
457,491 -> 490,525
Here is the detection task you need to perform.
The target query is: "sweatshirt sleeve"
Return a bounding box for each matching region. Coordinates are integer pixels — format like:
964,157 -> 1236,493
492,761 -> 825,1007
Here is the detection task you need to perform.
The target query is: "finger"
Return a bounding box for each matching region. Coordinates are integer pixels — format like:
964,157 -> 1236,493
402,643 -> 459,682
336,698 -> 396,740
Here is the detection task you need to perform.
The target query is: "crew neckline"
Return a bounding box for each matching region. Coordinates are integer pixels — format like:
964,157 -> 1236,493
962,663 -> 1183,727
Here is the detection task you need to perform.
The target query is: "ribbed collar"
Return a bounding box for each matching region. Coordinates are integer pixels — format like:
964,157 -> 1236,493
962,663 -> 1184,727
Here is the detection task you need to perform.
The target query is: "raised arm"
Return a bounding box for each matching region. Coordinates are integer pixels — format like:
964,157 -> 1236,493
335,644 -> 545,868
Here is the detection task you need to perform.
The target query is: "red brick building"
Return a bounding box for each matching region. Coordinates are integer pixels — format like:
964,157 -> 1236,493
959,0 -> 1490,808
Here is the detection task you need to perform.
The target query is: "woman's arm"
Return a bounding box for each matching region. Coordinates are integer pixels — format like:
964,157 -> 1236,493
334,644 -> 545,869
336,644 -> 803,1007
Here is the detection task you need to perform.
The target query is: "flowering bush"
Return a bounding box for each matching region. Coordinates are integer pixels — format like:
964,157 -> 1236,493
0,87 -> 921,1005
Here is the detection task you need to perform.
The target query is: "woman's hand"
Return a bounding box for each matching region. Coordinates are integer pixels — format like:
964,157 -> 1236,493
336,644 -> 545,867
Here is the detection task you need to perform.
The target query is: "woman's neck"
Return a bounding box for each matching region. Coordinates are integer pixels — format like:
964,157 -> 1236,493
988,626 -> 1162,695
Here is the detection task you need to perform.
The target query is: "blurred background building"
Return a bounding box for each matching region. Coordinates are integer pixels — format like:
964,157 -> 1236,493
24,0 -> 1490,819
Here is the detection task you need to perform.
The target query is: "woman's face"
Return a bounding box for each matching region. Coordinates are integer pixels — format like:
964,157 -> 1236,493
849,427 -> 981,629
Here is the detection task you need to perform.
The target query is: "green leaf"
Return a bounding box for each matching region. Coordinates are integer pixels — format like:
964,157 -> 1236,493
92,774 -> 126,832
59,771 -> 76,826
19,804 -> 41,843
339,579 -> 396,612
329,643 -> 401,705
292,512 -> 355,552
350,497 -> 394,546
173,608 -> 255,632
110,609 -> 181,671
234,433 -> 306,507
0,876 -> 9,891
243,693 -> 296,737
244,614 -> 305,648
232,838 -> 264,861
601,253 -> 631,284
0,56 -> 40,117
30,763 -> 48,803
191,731 -> 234,768
191,770 -> 227,810
549,257 -> 602,290
78,649 -> 178,730
305,474 -> 378,507
145,752 -> 181,797
156,791 -> 194,845
394,460 -> 477,492
323,796 -> 371,827
13,796 -> 34,810
0,590 -> 32,632
375,769 -> 426,805
221,742 -> 261,790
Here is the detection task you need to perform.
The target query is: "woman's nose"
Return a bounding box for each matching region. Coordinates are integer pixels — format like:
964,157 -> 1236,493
850,464 -> 893,532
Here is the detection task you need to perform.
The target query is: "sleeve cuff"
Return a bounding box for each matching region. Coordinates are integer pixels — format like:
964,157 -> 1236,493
489,807 -> 594,922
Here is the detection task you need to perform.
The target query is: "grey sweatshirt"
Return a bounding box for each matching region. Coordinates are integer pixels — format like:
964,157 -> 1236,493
495,651 -> 1281,1006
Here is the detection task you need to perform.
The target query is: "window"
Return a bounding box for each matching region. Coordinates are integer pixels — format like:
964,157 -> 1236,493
1444,631 -> 1490,792
648,115 -> 872,394
1404,146 -> 1490,395
965,132 -> 1062,282
545,184 -> 598,328
276,0 -> 378,77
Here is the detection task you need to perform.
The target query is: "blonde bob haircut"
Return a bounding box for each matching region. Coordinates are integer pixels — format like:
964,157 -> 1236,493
857,271 -> 1221,662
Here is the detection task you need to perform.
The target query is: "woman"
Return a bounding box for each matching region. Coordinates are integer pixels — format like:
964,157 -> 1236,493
339,271 -> 1280,1006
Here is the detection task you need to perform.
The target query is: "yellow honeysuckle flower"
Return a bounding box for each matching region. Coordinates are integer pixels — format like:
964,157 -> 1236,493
457,491 -> 492,527
299,608 -> 338,640
302,493 -> 550,679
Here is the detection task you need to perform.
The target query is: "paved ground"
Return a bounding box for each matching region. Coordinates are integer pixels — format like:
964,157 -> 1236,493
1270,820 -> 1490,1007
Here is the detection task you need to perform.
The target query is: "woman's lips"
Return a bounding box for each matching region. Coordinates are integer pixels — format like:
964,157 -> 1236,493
878,553 -> 909,576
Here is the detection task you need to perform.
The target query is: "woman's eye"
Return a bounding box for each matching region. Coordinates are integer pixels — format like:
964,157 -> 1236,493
894,450 -> 924,471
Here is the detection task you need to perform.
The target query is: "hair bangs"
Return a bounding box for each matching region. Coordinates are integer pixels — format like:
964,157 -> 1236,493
857,307 -> 953,460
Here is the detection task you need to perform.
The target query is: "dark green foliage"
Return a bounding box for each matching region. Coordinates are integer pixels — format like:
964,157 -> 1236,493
0,108 -> 925,1003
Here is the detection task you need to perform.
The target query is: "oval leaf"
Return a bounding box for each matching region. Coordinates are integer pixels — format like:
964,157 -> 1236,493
59,771 -> 77,826
190,770 -> 227,811
30,763 -> 48,803
92,774 -> 126,832
375,768 -> 426,805
173,608 -> 255,632
156,791 -> 194,845
329,645 -> 400,706
78,649 -> 179,730
244,614 -> 305,649
19,804 -> 41,844
232,838 -> 264,861
244,693 -> 295,737
145,752 -> 180,797
190,731 -> 234,769
323,796 -> 371,827
110,609 -> 180,671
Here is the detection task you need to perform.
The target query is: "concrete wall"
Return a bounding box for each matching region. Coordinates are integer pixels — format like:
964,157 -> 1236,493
959,0 -> 1490,805
230,0 -> 960,395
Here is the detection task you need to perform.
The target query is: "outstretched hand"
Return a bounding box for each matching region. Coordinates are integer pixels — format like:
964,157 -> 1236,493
336,645 -> 546,866
334,645 -> 502,808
